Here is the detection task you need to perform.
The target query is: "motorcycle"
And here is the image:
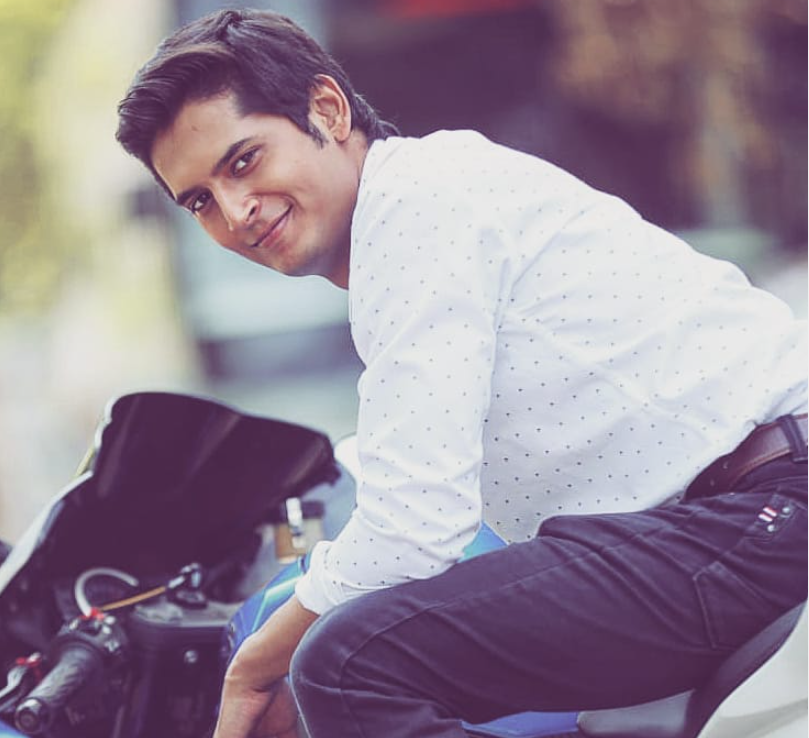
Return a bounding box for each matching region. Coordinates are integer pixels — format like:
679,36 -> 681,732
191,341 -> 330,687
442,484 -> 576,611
0,391 -> 804,738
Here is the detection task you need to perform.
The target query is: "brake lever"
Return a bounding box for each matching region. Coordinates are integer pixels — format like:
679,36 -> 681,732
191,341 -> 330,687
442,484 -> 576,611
0,655 -> 42,713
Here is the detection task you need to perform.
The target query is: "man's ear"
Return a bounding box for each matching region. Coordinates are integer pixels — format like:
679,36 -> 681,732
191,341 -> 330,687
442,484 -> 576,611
310,74 -> 352,142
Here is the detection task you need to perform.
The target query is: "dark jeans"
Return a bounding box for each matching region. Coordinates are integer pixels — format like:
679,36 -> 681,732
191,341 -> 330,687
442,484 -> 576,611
290,455 -> 807,738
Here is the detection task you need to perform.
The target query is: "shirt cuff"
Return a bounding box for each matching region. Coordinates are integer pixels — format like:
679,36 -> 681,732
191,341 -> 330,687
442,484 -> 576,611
294,540 -> 337,615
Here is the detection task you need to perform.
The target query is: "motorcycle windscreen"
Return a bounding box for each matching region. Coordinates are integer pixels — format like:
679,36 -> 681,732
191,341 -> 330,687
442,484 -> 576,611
42,392 -> 337,576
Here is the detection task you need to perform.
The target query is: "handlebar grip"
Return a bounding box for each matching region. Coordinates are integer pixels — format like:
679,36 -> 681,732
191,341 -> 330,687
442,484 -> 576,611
14,643 -> 102,735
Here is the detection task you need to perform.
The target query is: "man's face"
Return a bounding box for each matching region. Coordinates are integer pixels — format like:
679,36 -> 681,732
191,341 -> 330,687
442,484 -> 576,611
151,83 -> 364,287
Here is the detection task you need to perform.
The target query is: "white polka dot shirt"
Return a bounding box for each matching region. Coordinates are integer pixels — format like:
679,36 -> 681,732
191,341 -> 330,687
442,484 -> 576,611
295,130 -> 808,615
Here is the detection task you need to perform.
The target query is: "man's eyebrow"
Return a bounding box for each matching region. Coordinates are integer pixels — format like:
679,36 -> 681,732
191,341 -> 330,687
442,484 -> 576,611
174,137 -> 253,206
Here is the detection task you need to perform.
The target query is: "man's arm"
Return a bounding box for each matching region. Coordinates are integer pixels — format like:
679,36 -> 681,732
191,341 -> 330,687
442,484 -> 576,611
213,596 -> 318,738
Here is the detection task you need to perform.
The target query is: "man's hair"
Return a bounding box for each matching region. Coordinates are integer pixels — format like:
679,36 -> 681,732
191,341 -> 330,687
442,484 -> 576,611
116,8 -> 396,188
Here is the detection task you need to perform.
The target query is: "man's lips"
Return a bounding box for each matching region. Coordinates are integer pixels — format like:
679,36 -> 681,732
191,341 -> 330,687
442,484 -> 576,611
250,206 -> 292,249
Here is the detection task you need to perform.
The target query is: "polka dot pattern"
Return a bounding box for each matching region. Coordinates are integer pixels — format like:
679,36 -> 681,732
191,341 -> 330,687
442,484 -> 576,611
295,130 -> 808,615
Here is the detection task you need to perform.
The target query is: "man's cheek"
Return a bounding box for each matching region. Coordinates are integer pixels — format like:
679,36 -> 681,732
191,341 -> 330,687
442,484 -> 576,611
205,220 -> 233,251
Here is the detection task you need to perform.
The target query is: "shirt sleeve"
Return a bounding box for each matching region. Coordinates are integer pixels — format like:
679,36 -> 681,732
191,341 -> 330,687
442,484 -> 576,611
295,144 -> 513,614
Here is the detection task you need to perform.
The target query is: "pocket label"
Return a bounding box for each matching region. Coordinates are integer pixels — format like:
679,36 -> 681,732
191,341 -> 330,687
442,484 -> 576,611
756,500 -> 794,532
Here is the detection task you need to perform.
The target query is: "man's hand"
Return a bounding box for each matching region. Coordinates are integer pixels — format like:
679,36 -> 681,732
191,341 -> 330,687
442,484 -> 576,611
213,674 -> 299,738
212,596 -> 318,738
254,680 -> 300,737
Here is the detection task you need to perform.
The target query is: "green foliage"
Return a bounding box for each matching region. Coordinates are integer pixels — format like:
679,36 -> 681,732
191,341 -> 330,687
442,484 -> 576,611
0,0 -> 77,314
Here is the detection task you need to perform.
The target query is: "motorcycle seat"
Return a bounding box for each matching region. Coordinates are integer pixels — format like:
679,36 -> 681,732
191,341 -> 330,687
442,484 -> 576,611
577,601 -> 807,738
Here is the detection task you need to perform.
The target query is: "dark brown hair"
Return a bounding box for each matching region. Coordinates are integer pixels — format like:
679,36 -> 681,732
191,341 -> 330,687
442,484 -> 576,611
116,8 -> 396,189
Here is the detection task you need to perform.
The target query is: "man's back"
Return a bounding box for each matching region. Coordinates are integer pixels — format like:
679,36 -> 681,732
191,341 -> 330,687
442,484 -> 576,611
347,128 -> 806,532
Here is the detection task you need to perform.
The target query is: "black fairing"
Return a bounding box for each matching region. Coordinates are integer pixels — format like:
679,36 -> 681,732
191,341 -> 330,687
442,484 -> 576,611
37,391 -> 337,577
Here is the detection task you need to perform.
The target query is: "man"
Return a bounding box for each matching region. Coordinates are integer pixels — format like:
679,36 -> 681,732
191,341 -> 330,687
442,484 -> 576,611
116,9 -> 807,738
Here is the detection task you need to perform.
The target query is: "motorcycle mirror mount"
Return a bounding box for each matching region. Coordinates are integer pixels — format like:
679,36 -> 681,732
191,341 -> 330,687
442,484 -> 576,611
268,498 -> 326,563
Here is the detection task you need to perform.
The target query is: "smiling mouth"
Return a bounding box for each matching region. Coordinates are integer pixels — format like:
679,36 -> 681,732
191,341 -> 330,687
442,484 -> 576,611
251,206 -> 292,249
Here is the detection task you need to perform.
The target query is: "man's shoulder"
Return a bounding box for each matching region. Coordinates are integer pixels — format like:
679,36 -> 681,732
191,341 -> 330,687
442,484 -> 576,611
366,130 -> 501,175
360,129 -> 538,205
365,128 -> 576,188
378,128 -> 490,150
410,128 -> 491,150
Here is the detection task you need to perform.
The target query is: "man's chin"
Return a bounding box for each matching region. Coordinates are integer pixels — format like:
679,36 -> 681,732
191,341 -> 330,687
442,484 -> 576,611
243,246 -> 346,287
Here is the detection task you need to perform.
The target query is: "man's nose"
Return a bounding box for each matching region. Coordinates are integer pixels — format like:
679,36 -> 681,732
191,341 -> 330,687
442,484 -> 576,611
220,189 -> 259,232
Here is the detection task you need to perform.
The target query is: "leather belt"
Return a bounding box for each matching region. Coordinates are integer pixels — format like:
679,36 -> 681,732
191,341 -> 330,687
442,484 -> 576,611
686,414 -> 808,499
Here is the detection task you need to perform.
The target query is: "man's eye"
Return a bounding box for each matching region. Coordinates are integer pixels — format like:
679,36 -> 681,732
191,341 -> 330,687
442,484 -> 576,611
232,149 -> 256,175
189,191 -> 211,214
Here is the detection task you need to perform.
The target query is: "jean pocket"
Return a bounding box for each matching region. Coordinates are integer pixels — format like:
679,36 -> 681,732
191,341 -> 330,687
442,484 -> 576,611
693,558 -> 782,651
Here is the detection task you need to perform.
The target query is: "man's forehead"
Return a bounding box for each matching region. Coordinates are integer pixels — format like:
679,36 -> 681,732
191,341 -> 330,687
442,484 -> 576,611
151,94 -> 246,196
168,94 -> 243,143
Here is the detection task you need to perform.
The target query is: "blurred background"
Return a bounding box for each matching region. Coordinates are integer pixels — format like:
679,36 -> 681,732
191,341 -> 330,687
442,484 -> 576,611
0,0 -> 806,542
